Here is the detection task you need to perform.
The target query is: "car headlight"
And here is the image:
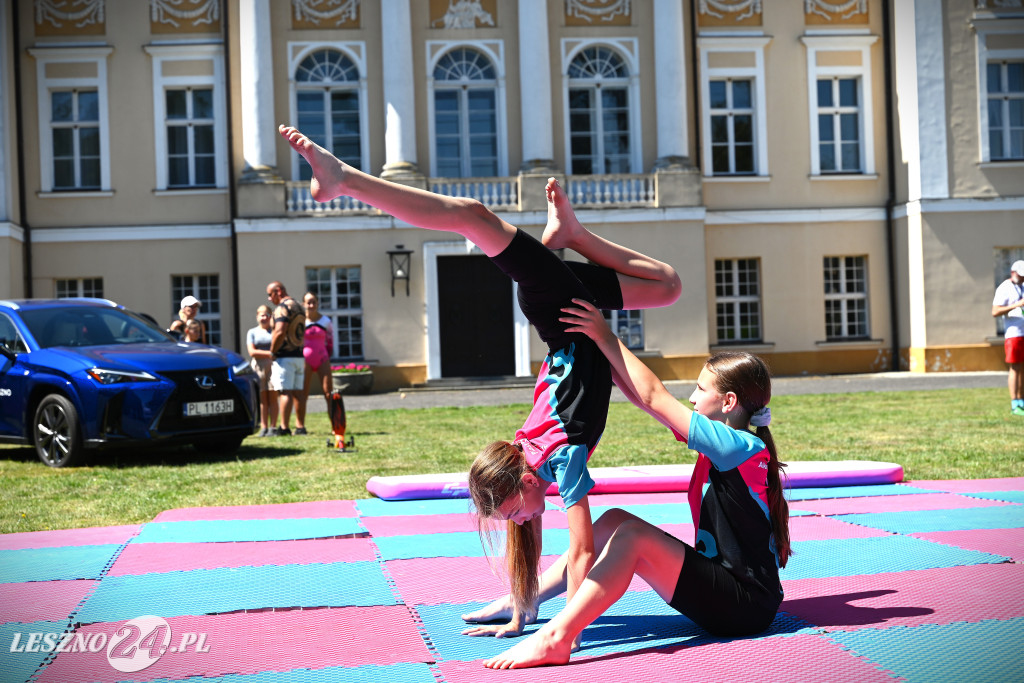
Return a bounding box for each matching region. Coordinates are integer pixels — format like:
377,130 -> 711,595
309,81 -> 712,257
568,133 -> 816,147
87,368 -> 159,385
233,360 -> 254,376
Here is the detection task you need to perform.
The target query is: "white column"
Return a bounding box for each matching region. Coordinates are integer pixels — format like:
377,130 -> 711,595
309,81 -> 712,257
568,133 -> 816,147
653,0 -> 689,166
239,0 -> 278,179
517,0 -> 555,171
381,0 -> 420,177
0,0 -> 9,220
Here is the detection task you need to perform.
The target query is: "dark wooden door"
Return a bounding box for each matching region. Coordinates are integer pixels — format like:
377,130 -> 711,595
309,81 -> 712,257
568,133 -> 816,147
437,255 -> 515,377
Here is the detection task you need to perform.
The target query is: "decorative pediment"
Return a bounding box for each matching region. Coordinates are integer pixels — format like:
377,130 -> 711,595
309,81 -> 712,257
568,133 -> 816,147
697,0 -> 762,28
291,0 -> 360,29
34,0 -> 105,36
565,0 -> 631,26
430,0 -> 496,29
151,0 -> 220,34
805,0 -> 869,25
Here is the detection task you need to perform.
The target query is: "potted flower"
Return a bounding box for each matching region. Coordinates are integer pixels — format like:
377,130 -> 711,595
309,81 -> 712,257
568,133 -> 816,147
330,363 -> 373,395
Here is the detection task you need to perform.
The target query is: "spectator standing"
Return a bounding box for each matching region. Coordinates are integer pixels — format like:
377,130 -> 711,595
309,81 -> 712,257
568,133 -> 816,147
266,281 -> 306,435
992,260 -> 1024,416
169,296 -> 206,343
246,304 -> 278,436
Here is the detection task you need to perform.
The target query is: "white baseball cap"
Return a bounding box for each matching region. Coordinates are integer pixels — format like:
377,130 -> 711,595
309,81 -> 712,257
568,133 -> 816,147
180,295 -> 202,308
1012,260 -> 1024,276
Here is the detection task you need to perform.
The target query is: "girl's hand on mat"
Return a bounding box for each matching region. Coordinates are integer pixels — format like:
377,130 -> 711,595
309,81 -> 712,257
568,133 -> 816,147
560,299 -> 615,344
462,620 -> 524,638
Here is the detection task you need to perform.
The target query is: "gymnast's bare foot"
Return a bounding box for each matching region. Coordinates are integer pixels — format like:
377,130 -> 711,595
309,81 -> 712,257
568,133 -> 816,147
461,596 -> 537,637
483,628 -> 573,669
541,177 -> 586,251
278,124 -> 350,202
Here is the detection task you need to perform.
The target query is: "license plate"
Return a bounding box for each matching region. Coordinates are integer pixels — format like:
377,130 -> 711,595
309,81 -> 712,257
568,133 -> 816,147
184,399 -> 234,417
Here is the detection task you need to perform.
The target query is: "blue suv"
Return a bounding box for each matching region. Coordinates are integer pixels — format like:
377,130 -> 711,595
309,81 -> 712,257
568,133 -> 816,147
0,299 -> 258,467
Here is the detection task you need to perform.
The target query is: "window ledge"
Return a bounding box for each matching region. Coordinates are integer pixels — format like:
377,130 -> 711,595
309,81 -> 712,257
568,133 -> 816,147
986,335 -> 1009,345
632,349 -> 663,358
815,338 -> 883,349
979,160 -> 1024,169
704,175 -> 772,183
809,173 -> 879,181
38,190 -> 114,199
710,341 -> 776,352
154,188 -> 228,196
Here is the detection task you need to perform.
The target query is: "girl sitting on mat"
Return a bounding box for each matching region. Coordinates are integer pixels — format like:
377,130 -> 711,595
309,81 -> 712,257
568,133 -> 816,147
279,123 -> 681,645
480,334 -> 792,669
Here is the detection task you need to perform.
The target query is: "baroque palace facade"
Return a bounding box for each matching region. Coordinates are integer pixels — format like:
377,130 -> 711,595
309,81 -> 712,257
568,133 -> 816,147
0,0 -> 1021,391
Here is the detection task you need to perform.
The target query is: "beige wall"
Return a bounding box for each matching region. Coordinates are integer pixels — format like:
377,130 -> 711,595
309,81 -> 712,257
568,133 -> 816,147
0,232 -> 23,299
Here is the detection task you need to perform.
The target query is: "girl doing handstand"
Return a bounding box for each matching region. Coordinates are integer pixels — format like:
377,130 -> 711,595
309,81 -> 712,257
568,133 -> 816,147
279,124 -> 681,643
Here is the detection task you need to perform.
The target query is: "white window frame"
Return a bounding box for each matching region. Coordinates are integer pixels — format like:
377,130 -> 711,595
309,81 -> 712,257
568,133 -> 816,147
714,258 -> 762,343
801,35 -> 878,177
604,309 -> 644,350
55,277 -> 103,298
28,47 -> 113,194
698,36 -> 770,179
145,44 -> 228,192
823,255 -> 870,340
561,38 -> 642,175
287,42 -> 370,178
172,274 -> 221,346
975,23 -> 1024,163
305,266 -> 364,360
426,40 -> 508,178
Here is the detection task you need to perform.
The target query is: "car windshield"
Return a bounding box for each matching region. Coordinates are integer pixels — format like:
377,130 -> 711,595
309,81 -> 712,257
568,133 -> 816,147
19,305 -> 175,348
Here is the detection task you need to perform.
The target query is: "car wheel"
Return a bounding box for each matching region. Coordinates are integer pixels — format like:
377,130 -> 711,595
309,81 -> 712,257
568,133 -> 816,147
33,394 -> 83,468
192,436 -> 245,456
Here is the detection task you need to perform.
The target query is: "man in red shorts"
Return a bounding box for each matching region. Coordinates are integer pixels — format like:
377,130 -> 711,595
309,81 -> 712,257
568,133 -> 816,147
992,260 -> 1024,416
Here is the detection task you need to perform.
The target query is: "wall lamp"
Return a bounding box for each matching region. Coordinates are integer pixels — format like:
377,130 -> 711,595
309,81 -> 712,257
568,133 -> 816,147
387,245 -> 413,297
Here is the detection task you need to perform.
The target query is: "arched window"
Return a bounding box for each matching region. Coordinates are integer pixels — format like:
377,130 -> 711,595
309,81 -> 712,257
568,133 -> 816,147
433,48 -> 498,177
567,46 -> 631,175
294,49 -> 362,179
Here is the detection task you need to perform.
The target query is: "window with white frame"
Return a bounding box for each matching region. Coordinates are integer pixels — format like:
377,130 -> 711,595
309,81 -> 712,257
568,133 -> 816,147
802,36 -> 877,177
145,44 -> 228,191
431,47 -> 499,178
985,60 -> 1024,161
294,48 -> 363,177
29,47 -> 113,193
171,274 -> 221,345
603,309 -> 643,349
698,37 -> 770,178
566,45 -> 633,175
715,259 -> 761,343
56,278 -> 103,299
306,267 -> 363,359
823,256 -> 869,340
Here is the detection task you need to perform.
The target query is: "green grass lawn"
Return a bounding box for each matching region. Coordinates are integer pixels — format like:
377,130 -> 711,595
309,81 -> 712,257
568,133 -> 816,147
1,387 -> 1020,534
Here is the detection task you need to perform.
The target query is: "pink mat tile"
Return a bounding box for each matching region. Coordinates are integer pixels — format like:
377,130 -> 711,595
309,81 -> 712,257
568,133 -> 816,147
438,634 -> 899,682
656,523 -> 695,544
787,516 -> 890,541
0,580 -> 97,624
387,555 -> 649,606
153,499 -> 358,522
0,525 -> 141,550
781,563 -> 1024,631
911,527 -> 1024,562
906,477 -> 1024,493
34,605 -> 433,683
107,538 -> 378,576
788,492 -> 1013,516
584,492 -> 688,507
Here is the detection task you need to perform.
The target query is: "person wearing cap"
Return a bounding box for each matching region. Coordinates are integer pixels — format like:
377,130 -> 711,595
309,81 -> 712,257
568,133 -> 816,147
992,260 -> 1024,416
169,295 -> 207,344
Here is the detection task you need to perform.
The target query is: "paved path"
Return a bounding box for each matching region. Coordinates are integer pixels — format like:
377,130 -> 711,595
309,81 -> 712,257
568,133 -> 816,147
308,371 -> 1007,413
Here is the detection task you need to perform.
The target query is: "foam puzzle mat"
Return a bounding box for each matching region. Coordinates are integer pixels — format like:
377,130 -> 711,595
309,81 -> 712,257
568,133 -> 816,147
1,476 -> 1022,682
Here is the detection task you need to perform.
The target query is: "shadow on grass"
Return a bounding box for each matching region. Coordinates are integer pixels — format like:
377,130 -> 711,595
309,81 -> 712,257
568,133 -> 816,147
0,442 -> 305,469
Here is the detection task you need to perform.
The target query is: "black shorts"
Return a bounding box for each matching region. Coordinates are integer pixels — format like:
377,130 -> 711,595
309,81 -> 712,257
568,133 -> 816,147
668,540 -> 781,637
490,228 -> 623,348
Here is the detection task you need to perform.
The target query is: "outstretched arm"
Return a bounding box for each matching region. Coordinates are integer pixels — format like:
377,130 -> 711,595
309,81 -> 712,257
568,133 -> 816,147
562,299 -> 693,438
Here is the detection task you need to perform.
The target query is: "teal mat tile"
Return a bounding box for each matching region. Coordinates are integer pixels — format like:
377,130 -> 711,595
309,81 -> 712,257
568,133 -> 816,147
834,505 -> 1024,535
590,503 -> 690,526
136,662 -> 438,683
0,620 -> 66,683
780,536 -> 1008,580
132,518 -> 364,544
828,617 -> 1024,682
374,529 -> 571,561
962,490 -> 1024,505
0,545 -> 121,583
76,562 -> 396,624
786,484 -> 938,501
418,591 -> 816,663
356,498 -> 476,517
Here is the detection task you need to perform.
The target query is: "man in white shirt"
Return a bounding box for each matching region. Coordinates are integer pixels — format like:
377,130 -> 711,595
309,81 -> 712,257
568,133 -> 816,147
992,260 -> 1024,416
